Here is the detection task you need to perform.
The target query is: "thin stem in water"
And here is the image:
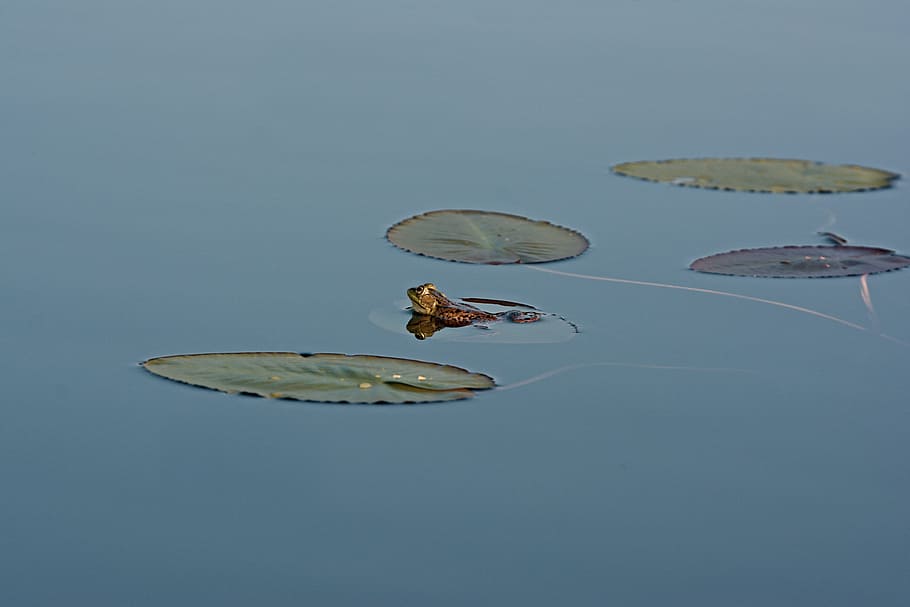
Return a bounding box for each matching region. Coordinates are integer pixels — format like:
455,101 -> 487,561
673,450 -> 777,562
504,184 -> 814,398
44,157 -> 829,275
498,361 -> 756,392
526,265 -> 908,347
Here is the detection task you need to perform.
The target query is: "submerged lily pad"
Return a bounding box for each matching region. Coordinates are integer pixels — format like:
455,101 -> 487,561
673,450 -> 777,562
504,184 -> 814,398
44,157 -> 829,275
690,246 -> 910,278
142,352 -> 495,403
386,210 -> 589,264
612,158 -> 898,193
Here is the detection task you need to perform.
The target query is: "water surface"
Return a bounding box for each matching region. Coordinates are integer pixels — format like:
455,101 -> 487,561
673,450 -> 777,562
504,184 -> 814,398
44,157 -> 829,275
2,1 -> 909,605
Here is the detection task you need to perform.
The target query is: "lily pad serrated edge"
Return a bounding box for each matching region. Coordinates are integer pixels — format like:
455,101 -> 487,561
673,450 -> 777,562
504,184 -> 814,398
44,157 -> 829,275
141,351 -> 497,403
689,245 -> 910,278
611,158 -> 900,194
385,209 -> 590,264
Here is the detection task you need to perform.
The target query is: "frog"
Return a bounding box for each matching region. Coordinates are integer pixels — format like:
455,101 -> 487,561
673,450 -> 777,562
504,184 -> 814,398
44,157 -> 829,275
406,283 -> 541,338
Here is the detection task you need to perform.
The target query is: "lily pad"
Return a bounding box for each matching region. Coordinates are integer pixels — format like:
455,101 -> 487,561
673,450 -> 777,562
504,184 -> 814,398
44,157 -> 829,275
612,158 -> 898,193
142,352 -> 495,403
386,210 -> 589,264
690,246 -> 910,278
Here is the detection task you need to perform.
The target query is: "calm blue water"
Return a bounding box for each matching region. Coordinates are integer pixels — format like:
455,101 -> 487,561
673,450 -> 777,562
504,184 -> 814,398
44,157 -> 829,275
3,1 -> 910,605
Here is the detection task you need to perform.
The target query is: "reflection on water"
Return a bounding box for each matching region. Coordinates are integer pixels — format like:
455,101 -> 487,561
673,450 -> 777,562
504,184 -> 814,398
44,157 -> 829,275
406,311 -> 451,340
404,310 -> 550,340
369,301 -> 579,344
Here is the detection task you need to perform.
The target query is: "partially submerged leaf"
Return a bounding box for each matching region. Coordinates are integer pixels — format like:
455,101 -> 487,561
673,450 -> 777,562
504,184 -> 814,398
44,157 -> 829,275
460,296 -> 537,309
142,352 -> 495,403
612,158 -> 899,193
386,210 -> 589,264
818,231 -> 849,246
690,246 -> 910,278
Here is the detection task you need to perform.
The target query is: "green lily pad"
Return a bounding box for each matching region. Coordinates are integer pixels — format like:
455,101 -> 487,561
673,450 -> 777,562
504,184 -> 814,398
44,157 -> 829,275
690,245 -> 910,278
386,210 -> 589,264
612,158 -> 898,193
142,352 -> 495,403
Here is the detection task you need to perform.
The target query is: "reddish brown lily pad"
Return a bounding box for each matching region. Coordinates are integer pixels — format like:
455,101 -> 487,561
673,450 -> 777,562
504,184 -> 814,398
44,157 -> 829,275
690,246 -> 910,278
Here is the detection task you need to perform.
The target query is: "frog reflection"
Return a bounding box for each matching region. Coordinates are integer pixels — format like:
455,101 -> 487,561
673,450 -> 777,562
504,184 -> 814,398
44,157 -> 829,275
406,312 -> 450,340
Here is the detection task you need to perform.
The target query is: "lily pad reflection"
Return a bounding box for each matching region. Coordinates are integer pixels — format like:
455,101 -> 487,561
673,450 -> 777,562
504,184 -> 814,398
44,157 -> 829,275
142,352 -> 495,403
690,246 -> 910,278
